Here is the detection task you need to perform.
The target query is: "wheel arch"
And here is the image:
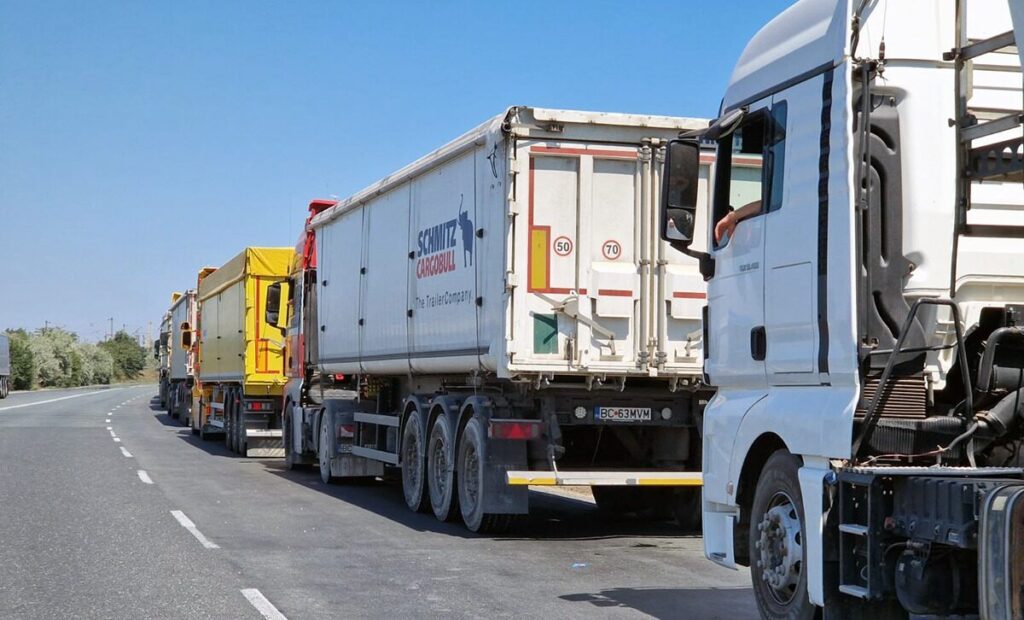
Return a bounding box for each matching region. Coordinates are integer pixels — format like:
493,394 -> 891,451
734,432 -> 792,566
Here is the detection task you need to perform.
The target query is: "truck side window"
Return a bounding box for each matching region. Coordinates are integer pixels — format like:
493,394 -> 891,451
710,105 -> 785,247
766,101 -> 787,213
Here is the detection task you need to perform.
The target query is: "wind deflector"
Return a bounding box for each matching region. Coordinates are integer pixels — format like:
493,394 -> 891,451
680,108 -> 745,141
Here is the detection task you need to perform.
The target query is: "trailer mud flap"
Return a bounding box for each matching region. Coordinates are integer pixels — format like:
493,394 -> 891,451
245,429 -> 284,458
483,438 -> 528,514
979,484 -> 1024,619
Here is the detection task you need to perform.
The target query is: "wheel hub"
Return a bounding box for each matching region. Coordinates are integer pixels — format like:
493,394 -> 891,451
756,492 -> 803,604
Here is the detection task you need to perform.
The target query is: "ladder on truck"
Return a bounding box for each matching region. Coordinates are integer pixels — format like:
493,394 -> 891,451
947,0 -> 1024,295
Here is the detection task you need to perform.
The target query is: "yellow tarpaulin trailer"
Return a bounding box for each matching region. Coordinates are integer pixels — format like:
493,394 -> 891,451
194,247 -> 294,456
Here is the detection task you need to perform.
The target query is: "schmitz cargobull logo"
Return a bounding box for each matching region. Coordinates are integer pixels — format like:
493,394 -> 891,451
415,195 -> 473,279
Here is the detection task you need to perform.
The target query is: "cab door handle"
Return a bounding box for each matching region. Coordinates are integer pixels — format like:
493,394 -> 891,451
750,326 -> 766,361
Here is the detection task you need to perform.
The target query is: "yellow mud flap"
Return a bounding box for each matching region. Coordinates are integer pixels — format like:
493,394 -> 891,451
506,471 -> 703,487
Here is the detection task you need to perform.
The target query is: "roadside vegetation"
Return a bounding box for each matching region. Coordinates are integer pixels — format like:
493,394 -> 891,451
4,328 -> 148,390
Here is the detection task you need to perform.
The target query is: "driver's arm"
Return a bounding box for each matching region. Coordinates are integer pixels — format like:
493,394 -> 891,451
714,200 -> 762,244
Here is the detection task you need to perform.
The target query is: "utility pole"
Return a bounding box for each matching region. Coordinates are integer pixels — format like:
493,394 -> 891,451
109,317 -> 114,340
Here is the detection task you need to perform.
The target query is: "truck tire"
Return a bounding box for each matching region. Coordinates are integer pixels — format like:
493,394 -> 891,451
236,392 -> 247,456
0,377 -> 7,399
457,416 -> 513,534
318,413 -> 334,484
283,402 -> 299,471
591,486 -> 639,516
427,414 -> 459,522
671,487 -> 702,532
749,450 -> 816,620
401,409 -> 429,512
224,392 -> 234,451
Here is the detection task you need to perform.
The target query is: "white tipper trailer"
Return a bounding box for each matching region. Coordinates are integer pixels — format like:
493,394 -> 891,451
659,0 -> 1024,617
166,290 -> 196,423
272,107 -> 750,533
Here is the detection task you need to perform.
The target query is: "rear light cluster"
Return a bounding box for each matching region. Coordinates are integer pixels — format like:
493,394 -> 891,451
488,419 -> 542,440
245,401 -> 272,412
337,424 -> 355,439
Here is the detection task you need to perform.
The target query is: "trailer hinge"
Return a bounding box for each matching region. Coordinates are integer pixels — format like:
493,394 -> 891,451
509,158 -> 522,175
505,271 -> 519,290
639,145 -> 653,162
509,200 -> 519,216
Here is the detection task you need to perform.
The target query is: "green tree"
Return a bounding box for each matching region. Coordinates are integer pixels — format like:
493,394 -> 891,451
6,329 -> 35,390
79,343 -> 114,385
99,331 -> 146,380
30,327 -> 82,387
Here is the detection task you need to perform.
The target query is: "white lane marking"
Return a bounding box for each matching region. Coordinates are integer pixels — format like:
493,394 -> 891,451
241,589 -> 288,620
105,419 -> 110,423
106,426 -> 112,430
170,510 -> 220,549
137,470 -> 153,484
113,438 -> 121,443
0,388 -> 122,412
109,430 -> 117,437
120,447 -> 133,457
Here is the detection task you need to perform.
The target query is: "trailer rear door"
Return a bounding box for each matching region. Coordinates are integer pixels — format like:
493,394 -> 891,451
512,141 -> 708,377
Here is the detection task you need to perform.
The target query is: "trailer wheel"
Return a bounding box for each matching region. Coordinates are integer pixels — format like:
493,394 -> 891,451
749,450 -> 816,620
401,408 -> 429,513
236,393 -> 247,456
318,413 -> 334,484
224,391 -> 234,451
427,414 -> 459,522
457,416 -> 513,534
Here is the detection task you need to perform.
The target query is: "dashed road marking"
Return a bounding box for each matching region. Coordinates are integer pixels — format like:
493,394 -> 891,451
120,447 -> 133,457
241,589 -> 288,620
0,388 -> 121,412
137,470 -> 153,484
106,426 -> 112,431
105,418 -> 110,423
109,430 -> 117,438
170,510 -> 220,549
113,438 -> 121,442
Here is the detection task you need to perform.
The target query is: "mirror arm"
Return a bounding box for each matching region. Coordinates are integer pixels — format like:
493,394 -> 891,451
671,243 -> 715,280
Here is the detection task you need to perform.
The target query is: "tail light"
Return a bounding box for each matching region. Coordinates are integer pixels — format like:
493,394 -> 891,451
488,419 -> 541,440
337,424 -> 355,439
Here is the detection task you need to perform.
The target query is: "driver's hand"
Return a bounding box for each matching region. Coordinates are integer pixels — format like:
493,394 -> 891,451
714,211 -> 737,244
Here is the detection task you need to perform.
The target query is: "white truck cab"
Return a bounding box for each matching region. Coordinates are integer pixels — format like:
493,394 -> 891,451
662,0 -> 1024,617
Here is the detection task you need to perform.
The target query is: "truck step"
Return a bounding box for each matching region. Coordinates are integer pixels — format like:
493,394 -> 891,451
505,470 -> 703,487
838,585 -> 869,600
838,523 -> 868,536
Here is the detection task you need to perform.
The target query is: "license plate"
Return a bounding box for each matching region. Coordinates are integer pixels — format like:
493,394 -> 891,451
595,407 -> 652,422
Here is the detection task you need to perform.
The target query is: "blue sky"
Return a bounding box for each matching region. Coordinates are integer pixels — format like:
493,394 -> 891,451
0,0 -> 792,342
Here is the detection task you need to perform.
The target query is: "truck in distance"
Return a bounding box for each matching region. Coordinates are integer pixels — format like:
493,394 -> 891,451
265,106 -> 742,532
0,333 -> 10,399
660,0 -> 1024,617
190,247 -> 294,457
163,290 -> 197,424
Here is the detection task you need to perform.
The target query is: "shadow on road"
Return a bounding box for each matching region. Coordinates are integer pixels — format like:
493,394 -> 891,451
559,586 -> 757,620
144,395 -> 700,541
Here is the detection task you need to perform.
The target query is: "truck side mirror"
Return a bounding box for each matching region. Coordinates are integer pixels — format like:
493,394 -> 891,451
660,139 -> 701,247
180,323 -> 192,349
265,281 -> 290,333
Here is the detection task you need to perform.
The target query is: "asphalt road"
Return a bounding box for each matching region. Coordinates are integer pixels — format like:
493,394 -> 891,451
0,385 -> 757,619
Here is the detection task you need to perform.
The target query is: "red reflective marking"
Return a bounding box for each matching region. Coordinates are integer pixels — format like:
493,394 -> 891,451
672,291 -> 707,299
530,146 -> 637,159
597,289 -> 633,297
